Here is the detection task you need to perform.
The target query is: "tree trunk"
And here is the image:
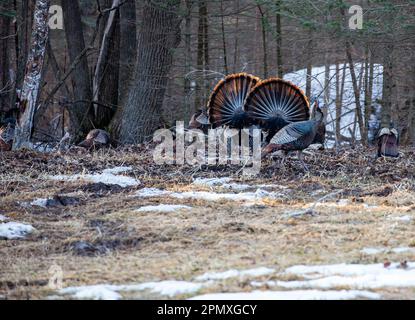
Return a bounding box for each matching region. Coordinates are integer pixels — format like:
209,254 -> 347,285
220,0 -> 228,74
115,0 -> 181,144
0,0 -> 13,120
345,41 -> 365,145
305,38 -> 313,99
184,0 -> 193,115
275,0 -> 283,78
195,0 -> 208,112
62,0 -> 93,140
118,0 -> 136,104
258,4 -> 268,79
12,0 -> 50,150
93,0 -> 121,128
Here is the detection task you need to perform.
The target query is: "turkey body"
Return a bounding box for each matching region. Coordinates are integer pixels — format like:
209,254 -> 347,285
261,105 -> 323,170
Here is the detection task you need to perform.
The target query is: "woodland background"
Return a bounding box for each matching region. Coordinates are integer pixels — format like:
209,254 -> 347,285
0,0 -> 414,147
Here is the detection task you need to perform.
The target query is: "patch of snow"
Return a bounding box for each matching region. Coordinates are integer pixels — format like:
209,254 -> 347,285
0,215 -> 8,222
60,281 -> 205,299
59,285 -> 121,300
134,187 -> 171,197
195,267 -> 275,281
361,247 -> 415,255
49,167 -> 139,187
193,177 -> 232,187
277,262 -> 415,290
30,198 -> 49,208
189,290 -> 380,300
390,215 -> 412,222
135,204 -> 192,213
123,281 -> 205,297
361,248 -> 384,255
102,166 -> 132,174
0,222 -> 35,240
170,189 -> 277,202
284,63 -> 384,146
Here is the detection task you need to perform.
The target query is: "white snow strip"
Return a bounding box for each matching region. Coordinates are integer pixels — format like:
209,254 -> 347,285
389,215 -> 412,222
102,166 -> 132,174
170,189 -> 276,202
285,262 -> 415,277
276,262 -> 415,290
135,204 -> 192,213
30,198 -> 49,208
49,167 -> 139,187
190,290 -> 380,300
60,281 -> 206,299
0,215 -> 8,222
121,281 -> 205,297
0,222 -> 35,240
361,247 -> 415,255
134,188 -> 171,197
193,177 -> 233,187
195,267 -> 275,281
59,285 -> 121,300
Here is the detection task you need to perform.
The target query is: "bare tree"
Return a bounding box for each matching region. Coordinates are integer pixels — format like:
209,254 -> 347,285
114,0 -> 182,144
13,0 -> 50,149
62,0 -> 93,140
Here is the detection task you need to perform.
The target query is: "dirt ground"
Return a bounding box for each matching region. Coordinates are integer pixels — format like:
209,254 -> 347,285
0,145 -> 414,299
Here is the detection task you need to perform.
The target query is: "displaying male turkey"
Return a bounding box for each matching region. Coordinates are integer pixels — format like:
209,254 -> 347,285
207,73 -> 260,129
78,129 -> 110,150
377,128 -> 399,158
261,102 -> 324,170
244,78 -> 311,143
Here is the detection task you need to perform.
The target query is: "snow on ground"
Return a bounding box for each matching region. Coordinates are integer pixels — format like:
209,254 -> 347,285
195,267 -> 275,281
388,215 -> 412,222
30,198 -> 49,208
361,247 -> 415,255
0,214 -> 8,221
193,177 -> 251,191
59,280 -> 206,300
284,63 -> 384,145
59,285 -> 122,300
123,281 -> 206,297
170,189 -> 278,202
135,204 -> 192,213
0,222 -> 35,240
49,166 -> 140,187
271,262 -> 415,290
189,290 -> 380,300
134,187 -> 171,197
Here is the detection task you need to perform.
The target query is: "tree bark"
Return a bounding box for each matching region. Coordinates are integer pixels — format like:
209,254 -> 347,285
62,0 -> 93,140
275,0 -> 283,78
115,0 -> 182,144
12,0 -> 50,150
118,0 -> 136,104
195,0 -> 208,112
93,0 -> 121,128
0,0 -> 13,119
258,4 -> 268,78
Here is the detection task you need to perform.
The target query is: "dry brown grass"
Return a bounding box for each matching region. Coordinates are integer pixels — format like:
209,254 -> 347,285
0,146 -> 414,299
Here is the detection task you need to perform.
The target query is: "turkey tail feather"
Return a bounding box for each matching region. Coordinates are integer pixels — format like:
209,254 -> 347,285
207,73 -> 260,128
245,78 -> 310,133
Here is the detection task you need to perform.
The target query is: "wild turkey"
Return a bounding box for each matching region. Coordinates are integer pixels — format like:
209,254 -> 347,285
261,102 -> 324,170
377,128 -> 399,157
78,129 -> 110,150
0,122 -> 15,152
244,78 -> 310,142
188,109 -> 210,134
207,73 -> 260,129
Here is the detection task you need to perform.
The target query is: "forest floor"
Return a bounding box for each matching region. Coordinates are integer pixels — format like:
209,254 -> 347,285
0,145 -> 414,300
